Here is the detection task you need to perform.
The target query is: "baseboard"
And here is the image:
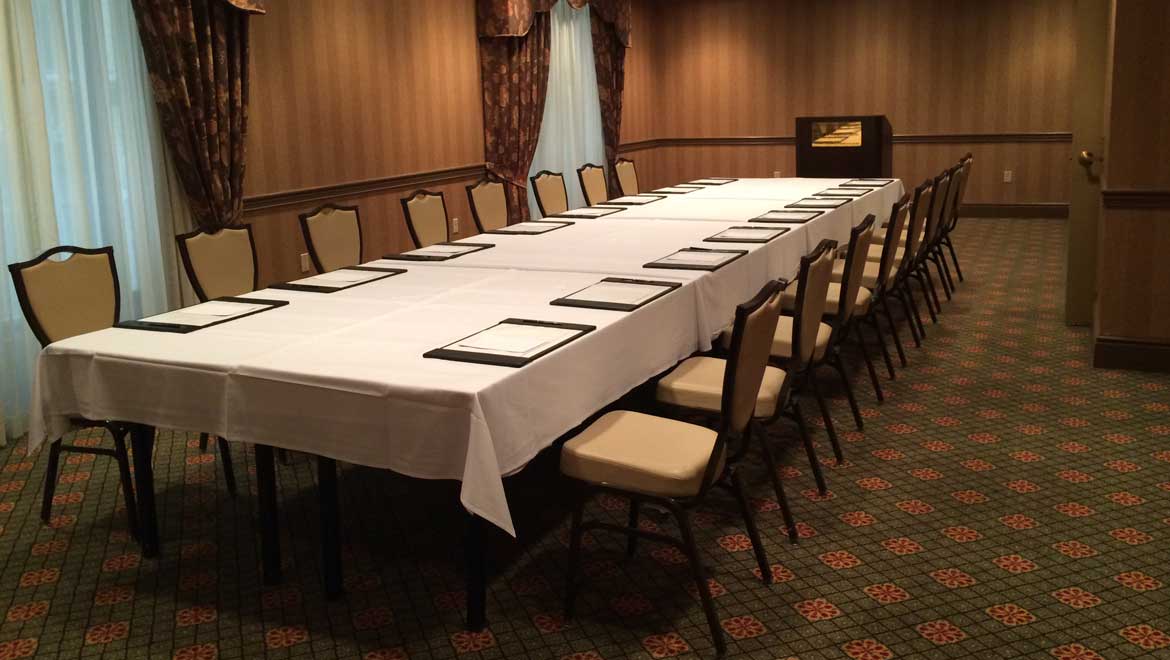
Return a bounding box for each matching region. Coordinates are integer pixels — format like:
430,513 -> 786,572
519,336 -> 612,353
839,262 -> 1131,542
959,203 -> 1069,219
1093,336 -> 1170,372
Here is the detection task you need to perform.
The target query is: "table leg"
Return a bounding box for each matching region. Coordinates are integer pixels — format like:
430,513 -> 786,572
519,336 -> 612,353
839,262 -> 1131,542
465,512 -> 487,631
129,424 -> 159,557
318,456 -> 343,599
254,444 -> 282,585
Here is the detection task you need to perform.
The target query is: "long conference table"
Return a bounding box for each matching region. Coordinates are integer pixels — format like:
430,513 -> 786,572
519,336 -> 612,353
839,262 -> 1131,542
28,176 -> 903,629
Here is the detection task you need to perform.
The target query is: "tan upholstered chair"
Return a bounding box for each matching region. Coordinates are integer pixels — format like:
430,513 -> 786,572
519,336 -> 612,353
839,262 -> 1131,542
562,281 -> 784,657
576,163 -> 609,206
176,225 -> 258,302
299,204 -> 362,272
614,157 -> 639,196
401,190 -> 451,249
466,174 -> 510,232
941,154 -> 973,281
530,170 -> 569,217
8,246 -> 139,535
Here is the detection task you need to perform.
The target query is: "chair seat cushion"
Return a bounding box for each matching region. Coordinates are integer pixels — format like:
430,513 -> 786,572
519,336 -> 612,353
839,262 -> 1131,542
561,410 -> 720,497
772,315 -> 831,362
656,356 -> 786,418
781,282 -> 871,316
832,259 -> 881,289
867,243 -> 903,263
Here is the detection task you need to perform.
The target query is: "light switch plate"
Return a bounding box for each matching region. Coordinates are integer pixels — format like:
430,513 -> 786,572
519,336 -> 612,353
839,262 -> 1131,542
1003,169 -> 1013,183
452,217 -> 460,234
299,252 -> 311,272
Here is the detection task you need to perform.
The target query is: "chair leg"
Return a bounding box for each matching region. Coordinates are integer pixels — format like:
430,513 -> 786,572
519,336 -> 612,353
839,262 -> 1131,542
867,315 -> 897,380
671,504 -> 727,657
40,439 -> 64,524
112,433 -> 140,540
216,437 -> 237,497
921,267 -> 943,314
854,327 -> 884,402
791,401 -> 828,495
807,370 -> 844,465
900,285 -> 926,343
895,288 -> 922,347
829,353 -> 864,431
626,500 -> 640,558
199,432 -> 209,452
756,430 -> 799,544
729,469 -> 772,580
934,252 -> 954,299
944,235 -> 964,282
564,489 -> 587,619
880,296 -> 908,367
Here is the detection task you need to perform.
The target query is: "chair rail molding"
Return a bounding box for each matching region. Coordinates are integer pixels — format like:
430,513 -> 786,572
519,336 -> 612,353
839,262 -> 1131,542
243,164 -> 488,214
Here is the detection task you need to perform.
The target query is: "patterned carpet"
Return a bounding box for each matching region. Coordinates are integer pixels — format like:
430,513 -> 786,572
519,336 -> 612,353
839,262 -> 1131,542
0,218 -> 1167,660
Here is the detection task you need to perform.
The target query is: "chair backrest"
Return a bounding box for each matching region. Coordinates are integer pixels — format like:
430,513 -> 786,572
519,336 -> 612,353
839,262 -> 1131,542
876,194 -> 911,290
530,170 -> 568,217
299,204 -> 362,273
834,214 -> 876,323
790,239 -> 837,367
947,155 -> 973,231
8,245 -> 119,347
721,279 -> 786,436
577,163 -> 609,206
466,175 -> 510,233
615,157 -> 639,196
901,179 -> 933,278
401,189 -> 450,249
917,170 -> 950,261
176,225 -> 257,302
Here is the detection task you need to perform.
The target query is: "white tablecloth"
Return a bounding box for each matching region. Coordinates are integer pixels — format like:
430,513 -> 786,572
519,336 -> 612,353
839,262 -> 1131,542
29,177 -> 904,536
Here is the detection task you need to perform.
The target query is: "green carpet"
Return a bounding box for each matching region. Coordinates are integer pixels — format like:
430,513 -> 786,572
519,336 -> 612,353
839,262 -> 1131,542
0,218 -> 1166,659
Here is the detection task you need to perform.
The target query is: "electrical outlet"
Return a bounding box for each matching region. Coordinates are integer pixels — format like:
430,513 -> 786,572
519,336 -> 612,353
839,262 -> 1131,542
772,169 -> 782,178
1003,169 -> 1013,183
299,252 -> 311,273
452,217 -> 460,234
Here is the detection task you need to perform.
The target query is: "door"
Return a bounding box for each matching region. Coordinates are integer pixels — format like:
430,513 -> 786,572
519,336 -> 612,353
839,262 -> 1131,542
1064,0 -> 1110,326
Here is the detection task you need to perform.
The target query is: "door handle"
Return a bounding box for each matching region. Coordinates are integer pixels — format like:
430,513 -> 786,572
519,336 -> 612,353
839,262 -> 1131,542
1077,150 -> 1102,178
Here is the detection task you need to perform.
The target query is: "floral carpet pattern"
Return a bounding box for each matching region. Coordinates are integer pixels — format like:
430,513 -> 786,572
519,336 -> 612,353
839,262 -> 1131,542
0,218 -> 1167,659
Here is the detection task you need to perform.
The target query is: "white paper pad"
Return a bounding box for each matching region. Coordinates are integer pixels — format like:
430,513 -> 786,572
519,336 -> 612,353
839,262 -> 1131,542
845,180 -> 892,187
407,244 -> 481,257
790,198 -> 847,208
653,187 -> 699,194
690,178 -> 735,185
140,301 -> 268,327
757,210 -> 820,221
817,188 -> 867,196
711,227 -> 785,241
494,222 -> 565,234
452,323 -> 581,357
292,270 -> 386,288
560,207 -> 618,218
604,195 -> 660,205
656,250 -> 737,266
563,281 -> 672,306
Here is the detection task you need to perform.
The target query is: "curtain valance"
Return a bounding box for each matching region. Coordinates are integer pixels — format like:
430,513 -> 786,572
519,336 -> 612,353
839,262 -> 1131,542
477,0 -> 629,46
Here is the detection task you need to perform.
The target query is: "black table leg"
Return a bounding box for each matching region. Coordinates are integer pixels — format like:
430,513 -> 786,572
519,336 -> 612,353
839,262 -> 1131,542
129,424 -> 159,557
465,512 -> 487,631
254,444 -> 282,585
318,456 -> 343,600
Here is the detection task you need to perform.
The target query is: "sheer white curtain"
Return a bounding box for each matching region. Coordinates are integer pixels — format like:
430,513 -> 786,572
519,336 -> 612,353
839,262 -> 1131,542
0,0 -> 179,441
527,0 -> 606,217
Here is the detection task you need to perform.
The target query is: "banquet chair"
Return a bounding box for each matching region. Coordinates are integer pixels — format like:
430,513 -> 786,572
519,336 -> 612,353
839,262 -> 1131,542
176,226 -> 264,494
530,170 -> 569,217
904,170 -> 950,321
299,203 -> 362,272
655,280 -> 799,544
940,154 -> 973,282
614,157 -> 639,196
466,174 -> 510,233
918,167 -> 958,305
577,163 -> 609,206
760,240 -> 839,496
561,280 -> 783,657
785,215 -> 876,421
8,246 -> 139,537
401,189 -> 451,249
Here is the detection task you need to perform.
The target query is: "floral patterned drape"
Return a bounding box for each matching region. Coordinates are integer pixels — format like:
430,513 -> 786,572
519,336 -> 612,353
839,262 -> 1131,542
131,0 -> 264,232
589,7 -> 627,194
479,12 -> 552,222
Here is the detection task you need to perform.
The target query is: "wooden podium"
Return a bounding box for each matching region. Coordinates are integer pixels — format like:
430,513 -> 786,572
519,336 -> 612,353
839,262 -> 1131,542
795,115 -> 892,178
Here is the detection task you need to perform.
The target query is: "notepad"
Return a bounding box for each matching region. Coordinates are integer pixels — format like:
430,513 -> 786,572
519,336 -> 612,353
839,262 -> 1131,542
601,195 -> 664,206
489,221 -> 571,234
652,186 -> 700,194
139,300 -> 268,328
383,242 -> 494,261
425,318 -> 596,367
841,178 -> 894,187
568,281 -> 672,305
645,248 -> 745,270
689,178 -> 736,185
751,210 -> 822,223
291,270 -> 388,288
815,187 -> 869,197
409,244 -> 479,256
787,197 -> 848,209
553,206 -> 622,219
705,226 -> 789,243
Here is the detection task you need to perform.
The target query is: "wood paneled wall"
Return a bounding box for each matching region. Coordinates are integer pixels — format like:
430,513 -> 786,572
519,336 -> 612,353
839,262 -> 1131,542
243,0 -> 485,284
620,0 -> 1076,206
1093,0 -> 1170,363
